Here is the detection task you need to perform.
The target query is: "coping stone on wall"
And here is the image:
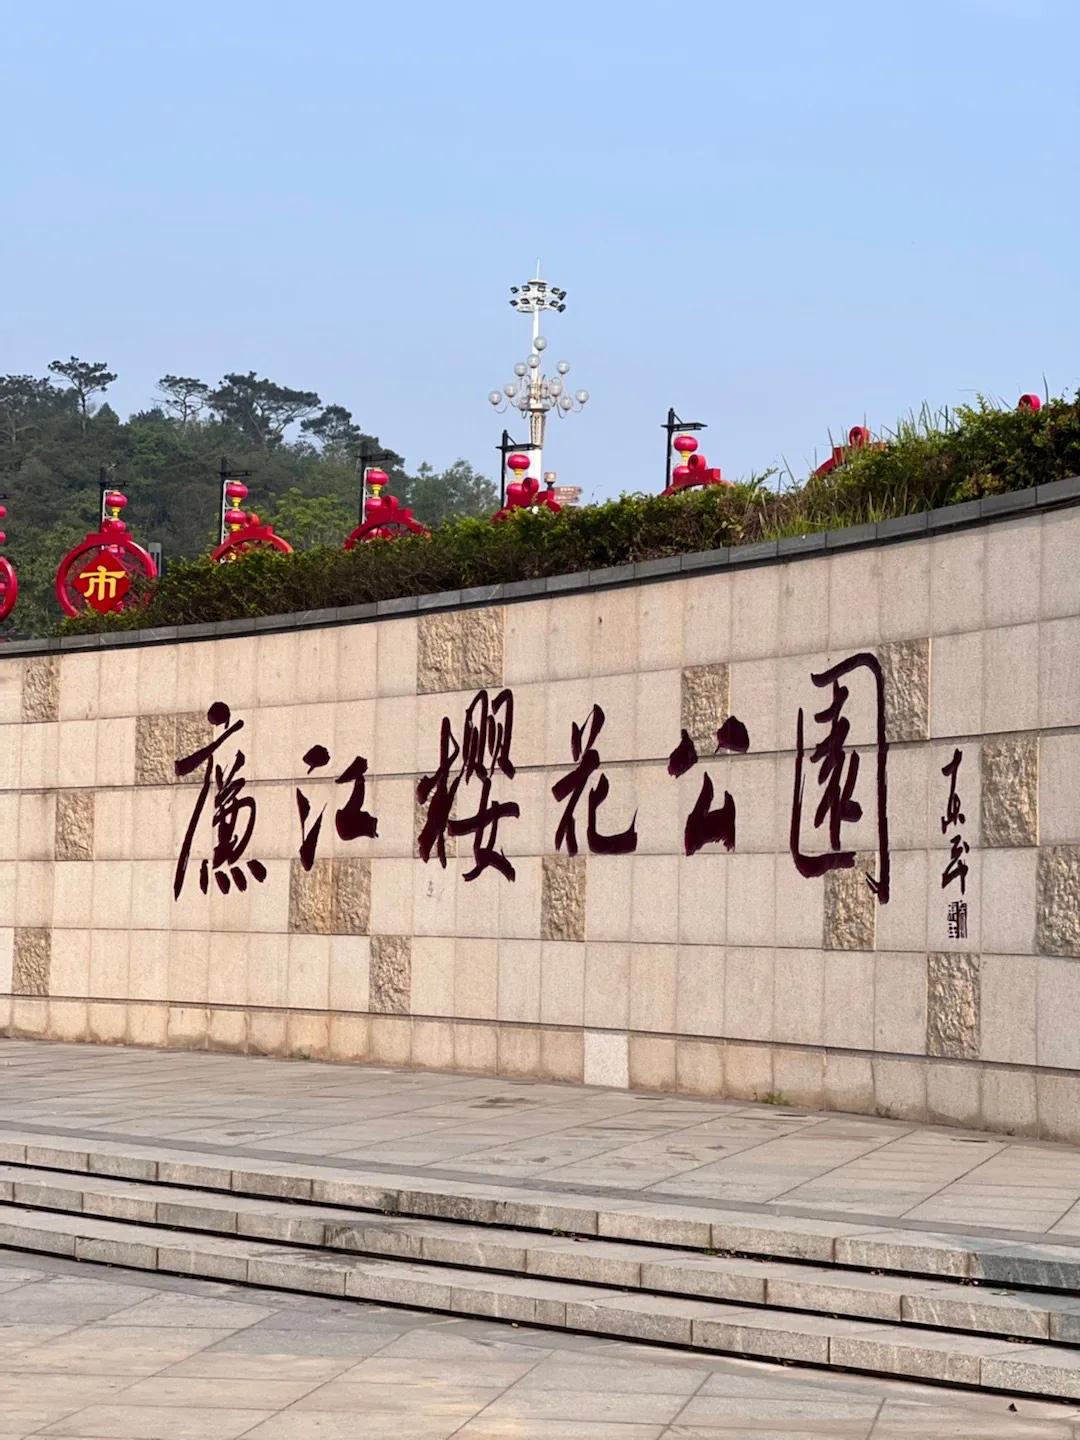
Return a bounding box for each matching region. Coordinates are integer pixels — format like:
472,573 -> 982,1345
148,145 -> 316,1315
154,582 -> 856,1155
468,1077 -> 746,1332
825,522 -> 878,551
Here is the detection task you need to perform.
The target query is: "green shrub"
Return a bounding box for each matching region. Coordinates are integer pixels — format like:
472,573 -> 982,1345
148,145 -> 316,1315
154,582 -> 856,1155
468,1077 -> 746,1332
60,391 -> 1080,635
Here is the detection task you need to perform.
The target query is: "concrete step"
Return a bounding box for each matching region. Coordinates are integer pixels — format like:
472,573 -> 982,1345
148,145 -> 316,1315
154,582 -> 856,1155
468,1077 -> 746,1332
4,1126 -> 1080,1291
1,1202 -> 1079,1400
4,1163 -> 1080,1348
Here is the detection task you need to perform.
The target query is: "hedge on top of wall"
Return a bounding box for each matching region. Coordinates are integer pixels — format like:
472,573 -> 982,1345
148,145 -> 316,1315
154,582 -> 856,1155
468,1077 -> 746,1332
60,393 -> 1080,633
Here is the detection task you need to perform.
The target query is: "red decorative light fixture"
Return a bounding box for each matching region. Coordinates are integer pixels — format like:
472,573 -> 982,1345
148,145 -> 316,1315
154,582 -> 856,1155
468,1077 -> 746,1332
56,488 -> 157,616
0,503 -> 17,623
811,424 -> 880,478
344,465 -> 429,547
211,475 -> 293,563
661,433 -> 731,497
1018,393 -> 1042,411
492,459 -> 563,522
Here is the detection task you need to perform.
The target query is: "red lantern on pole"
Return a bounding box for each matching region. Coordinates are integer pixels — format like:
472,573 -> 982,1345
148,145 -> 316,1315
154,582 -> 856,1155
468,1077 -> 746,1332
661,436 -> 730,497
211,474 -> 293,563
55,488 -> 157,617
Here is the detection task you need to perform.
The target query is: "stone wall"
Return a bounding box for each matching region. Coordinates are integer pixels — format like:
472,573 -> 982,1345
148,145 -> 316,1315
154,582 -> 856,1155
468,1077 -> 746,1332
3,500 -> 1080,1139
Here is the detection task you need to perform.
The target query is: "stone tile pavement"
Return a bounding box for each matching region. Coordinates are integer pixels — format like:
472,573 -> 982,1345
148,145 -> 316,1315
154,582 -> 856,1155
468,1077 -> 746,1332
2,1041 -> 1080,1243
0,1247 -> 1073,1438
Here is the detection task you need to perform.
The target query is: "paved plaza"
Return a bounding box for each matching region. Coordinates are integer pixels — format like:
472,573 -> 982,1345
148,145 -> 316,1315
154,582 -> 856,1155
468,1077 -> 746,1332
0,1246 -> 1073,1439
0,1041 -> 1078,1243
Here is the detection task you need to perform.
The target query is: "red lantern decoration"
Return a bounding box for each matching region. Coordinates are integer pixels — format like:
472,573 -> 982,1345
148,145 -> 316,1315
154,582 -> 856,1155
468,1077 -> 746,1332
492,474 -> 563,522
344,466 -> 429,547
811,422 -> 883,478
661,445 -> 730,497
1018,393 -> 1042,411
211,473 -> 292,563
55,489 -> 157,617
0,505 -> 17,624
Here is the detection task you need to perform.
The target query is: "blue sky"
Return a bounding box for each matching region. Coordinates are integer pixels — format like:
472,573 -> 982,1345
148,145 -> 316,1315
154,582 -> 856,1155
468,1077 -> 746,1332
1,0 -> 1076,501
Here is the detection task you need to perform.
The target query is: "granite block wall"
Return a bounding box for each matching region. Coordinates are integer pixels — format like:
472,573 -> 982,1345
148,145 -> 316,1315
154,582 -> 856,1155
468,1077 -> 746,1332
3,504 -> 1080,1138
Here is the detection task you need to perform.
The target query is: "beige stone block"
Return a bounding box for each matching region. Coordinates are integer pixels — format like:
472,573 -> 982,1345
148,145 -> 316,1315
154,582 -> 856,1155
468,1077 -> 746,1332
926,1059 -> 981,1126
335,622 -> 378,702
130,859 -> 179,934
0,795 -> 15,861
778,556 -> 829,655
979,953 -> 1036,1064
539,1027 -> 583,1082
823,1053 -> 874,1113
675,1037 -> 723,1097
370,933 -> 412,1013
90,859 -> 132,930
57,719 -> 97,789
504,600 -> 548,686
369,1014 -> 411,1064
638,582 -> 685,672
628,1033 -> 676,1090
0,927 -> 10,993
546,593 -> 594,682
207,1007 -> 248,1053
286,1011 -> 330,1060
166,1008 -> 208,1054
1037,1072 -> 1080,1144
821,950 -> 874,1049
981,736 -> 1038,847
0,863 -> 14,928
827,547 -> 881,650
929,528 -> 984,635
374,614 -> 418,698
368,857 -> 414,934
630,855 -> 679,944
454,863 -> 499,940
725,946 -> 774,1042
929,631 -> 983,738
461,608 -> 504,690
54,791 -> 94,861
674,944 -> 724,1037
413,845 -> 456,935
1040,733 -> 1080,846
983,623 -> 1040,733
89,928 -> 130,1000
409,934 -> 453,1016
248,1010 -> 288,1057
254,631 -> 300,707
9,996 -> 46,1036
12,927 -> 50,996
926,952 -> 980,1059
95,716 -> 136,788
453,1021 -> 497,1073
980,1066 -> 1038,1136
1036,846 -> 1080,957
984,515 -> 1040,627
498,852 -> 542,938
451,936 -> 497,1019
823,856 -> 877,951
683,570 -> 732,667
21,656 -> 58,723
730,564 -> 780,660
207,932 -> 247,1006
87,1001 -> 126,1044
328,935 -> 370,1012
878,638 -> 929,743
584,853 -> 633,942
328,1012 -> 368,1062
875,850 -> 928,955
634,667 -> 681,764
681,663 -> 729,750
677,854 -> 727,946
540,941 -> 586,1026
113,786 -> 155,860
773,948 -> 825,1046
58,653 -> 100,720
540,854 -> 585,942
0,661 -> 19,726
126,1002 -> 168,1049
725,853 -> 776,947
136,644 -> 178,714
286,934 -> 330,1010
417,611 -> 458,694
1040,616 -> 1080,730
591,587 -> 638,677
409,1017 -> 454,1070
723,1042 -> 773,1100
331,857 -> 370,934
583,1029 -> 629,1088
168,931 -> 210,1004
772,1047 -> 825,1107
128,931 -> 169,1002
47,928 -> 89,997
874,951 -> 927,1055
496,938 -> 541,1022
18,791 -> 56,860
48,997 -> 89,1043
872,1055 -> 927,1120
135,713 -> 176,785
1037,956 -> 1080,1069
498,1024 -> 542,1077
627,944 -> 676,1033
1042,506 -> 1080,616
980,848 -> 1036,956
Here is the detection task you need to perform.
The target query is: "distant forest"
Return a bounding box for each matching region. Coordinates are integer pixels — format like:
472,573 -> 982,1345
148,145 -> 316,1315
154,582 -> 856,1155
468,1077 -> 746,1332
0,360 -> 498,635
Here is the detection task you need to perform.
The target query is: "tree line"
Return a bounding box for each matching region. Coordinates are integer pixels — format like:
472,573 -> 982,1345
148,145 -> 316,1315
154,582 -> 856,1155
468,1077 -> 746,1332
0,359 -> 497,635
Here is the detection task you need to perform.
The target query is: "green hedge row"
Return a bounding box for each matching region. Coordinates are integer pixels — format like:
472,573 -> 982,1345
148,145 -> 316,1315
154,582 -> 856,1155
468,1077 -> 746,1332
61,393 -> 1080,633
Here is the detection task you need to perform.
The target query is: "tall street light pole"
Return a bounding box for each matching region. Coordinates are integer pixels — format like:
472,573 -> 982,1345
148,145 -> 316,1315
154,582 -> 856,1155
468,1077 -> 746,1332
489,262 -> 589,483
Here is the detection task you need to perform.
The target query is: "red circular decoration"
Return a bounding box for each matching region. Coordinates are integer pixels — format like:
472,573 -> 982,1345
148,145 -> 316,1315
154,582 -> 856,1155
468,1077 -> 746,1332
1018,393 -> 1042,411
507,453 -> 531,474
673,434 -> 699,456
225,480 -> 249,501
56,531 -> 157,617
0,556 -> 18,623
366,468 -> 389,488
212,520 -> 293,563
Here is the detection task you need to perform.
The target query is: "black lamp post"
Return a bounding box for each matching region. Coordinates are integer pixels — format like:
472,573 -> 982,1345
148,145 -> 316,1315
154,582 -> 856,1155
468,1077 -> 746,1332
662,408 -> 707,492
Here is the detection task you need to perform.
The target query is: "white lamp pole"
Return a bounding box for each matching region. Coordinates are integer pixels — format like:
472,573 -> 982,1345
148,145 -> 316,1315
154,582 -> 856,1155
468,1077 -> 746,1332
488,262 -> 589,482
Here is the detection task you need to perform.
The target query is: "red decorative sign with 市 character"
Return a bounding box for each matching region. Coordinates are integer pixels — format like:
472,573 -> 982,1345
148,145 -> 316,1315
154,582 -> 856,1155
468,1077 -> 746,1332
55,490 -> 157,618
